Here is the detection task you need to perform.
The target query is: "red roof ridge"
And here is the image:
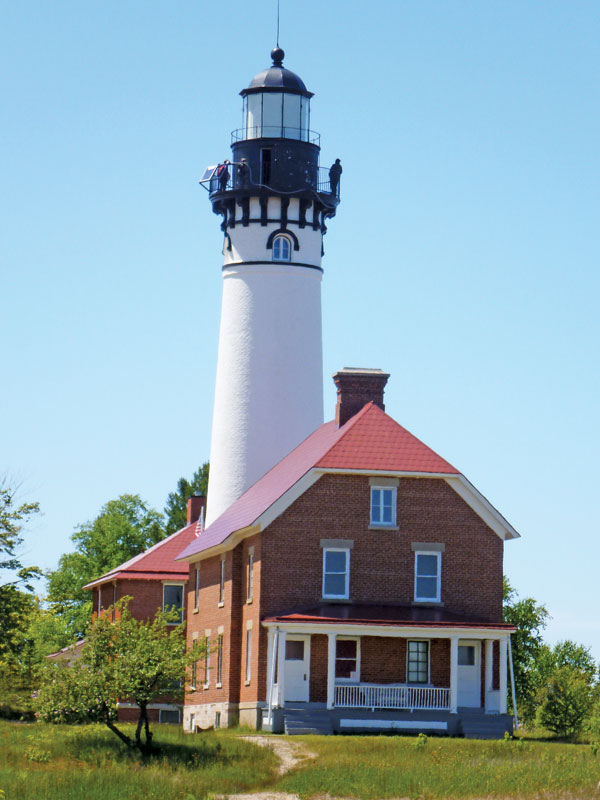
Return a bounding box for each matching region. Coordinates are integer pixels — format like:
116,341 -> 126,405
313,400 -> 376,464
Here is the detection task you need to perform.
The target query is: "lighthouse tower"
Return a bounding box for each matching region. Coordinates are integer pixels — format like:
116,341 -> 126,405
205,48 -> 340,525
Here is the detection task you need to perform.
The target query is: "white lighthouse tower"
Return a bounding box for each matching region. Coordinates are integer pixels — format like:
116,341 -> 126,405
204,48 -> 341,525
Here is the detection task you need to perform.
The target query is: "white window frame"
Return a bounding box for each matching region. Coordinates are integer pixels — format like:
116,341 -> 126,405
216,634 -> 223,687
162,582 -> 185,625
247,551 -> 254,602
272,233 -> 292,262
194,566 -> 200,610
204,635 -> 211,688
190,660 -> 197,691
406,639 -> 431,685
322,547 -> 350,599
219,557 -> 226,605
370,486 -> 397,527
245,628 -> 252,683
335,636 -> 361,683
414,551 -> 442,603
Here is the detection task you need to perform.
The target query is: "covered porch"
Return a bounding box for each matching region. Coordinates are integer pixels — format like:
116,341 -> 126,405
263,604 -> 515,737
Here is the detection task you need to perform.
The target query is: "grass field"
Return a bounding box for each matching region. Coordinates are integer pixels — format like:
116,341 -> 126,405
279,733 -> 600,799
0,721 -> 278,800
1,720 -> 599,800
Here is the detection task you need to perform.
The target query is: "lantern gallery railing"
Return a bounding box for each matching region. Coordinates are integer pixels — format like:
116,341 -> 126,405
335,684 -> 451,711
231,127 -> 320,145
201,164 -> 340,199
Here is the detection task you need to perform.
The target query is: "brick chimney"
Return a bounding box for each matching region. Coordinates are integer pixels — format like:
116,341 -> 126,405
186,495 -> 207,525
333,368 -> 390,427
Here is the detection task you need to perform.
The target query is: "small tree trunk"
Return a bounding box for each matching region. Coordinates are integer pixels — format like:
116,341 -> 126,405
103,708 -> 134,749
136,702 -> 154,754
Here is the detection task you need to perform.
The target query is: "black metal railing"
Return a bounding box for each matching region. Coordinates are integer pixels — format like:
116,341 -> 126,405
207,163 -> 340,199
231,126 -> 320,146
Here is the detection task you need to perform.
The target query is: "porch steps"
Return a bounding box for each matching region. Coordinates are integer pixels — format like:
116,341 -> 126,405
459,709 -> 512,740
283,708 -> 334,736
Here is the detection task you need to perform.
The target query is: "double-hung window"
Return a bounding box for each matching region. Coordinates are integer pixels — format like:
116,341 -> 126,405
370,486 -> 396,526
194,566 -> 200,610
219,558 -> 226,605
407,640 -> 429,684
322,548 -> 350,599
414,552 -> 441,602
335,638 -> 359,680
247,550 -> 254,602
163,583 -> 184,624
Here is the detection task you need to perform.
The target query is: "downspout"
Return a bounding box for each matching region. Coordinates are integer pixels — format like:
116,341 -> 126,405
507,634 -> 519,731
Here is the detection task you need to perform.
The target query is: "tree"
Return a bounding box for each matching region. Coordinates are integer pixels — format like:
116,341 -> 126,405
36,599 -> 205,753
47,495 -> 165,638
503,577 -> 549,722
536,665 -> 595,738
163,463 -> 209,536
0,480 -> 41,592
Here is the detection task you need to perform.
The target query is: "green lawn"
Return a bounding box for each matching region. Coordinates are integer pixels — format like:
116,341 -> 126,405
0,721 -> 278,800
1,721 -> 599,800
278,733 -> 600,799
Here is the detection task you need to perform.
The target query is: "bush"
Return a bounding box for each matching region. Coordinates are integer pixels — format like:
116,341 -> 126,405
536,665 -> 594,738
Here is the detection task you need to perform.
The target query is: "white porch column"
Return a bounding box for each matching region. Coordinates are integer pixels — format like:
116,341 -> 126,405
499,636 -> 508,714
276,630 -> 287,708
484,639 -> 494,711
450,636 -> 459,713
327,632 -> 337,710
266,629 -> 276,722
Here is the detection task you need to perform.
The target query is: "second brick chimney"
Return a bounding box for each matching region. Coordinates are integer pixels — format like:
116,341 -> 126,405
186,495 -> 207,525
333,368 -> 390,427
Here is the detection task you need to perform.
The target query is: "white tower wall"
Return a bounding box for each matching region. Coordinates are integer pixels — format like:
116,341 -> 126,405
206,257 -> 323,526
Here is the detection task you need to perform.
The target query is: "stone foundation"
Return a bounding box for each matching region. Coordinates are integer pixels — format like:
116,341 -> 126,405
183,701 -> 240,732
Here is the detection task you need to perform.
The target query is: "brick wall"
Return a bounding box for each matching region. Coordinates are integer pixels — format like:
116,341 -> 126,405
261,474 -> 504,621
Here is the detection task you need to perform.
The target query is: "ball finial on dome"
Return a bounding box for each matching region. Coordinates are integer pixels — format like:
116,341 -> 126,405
271,47 -> 285,67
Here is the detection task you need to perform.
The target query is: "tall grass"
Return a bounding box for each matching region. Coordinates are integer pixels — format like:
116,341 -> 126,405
277,734 -> 600,799
0,720 -> 278,800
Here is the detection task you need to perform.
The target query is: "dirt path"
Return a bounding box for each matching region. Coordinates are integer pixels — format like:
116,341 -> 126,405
214,734 -> 316,800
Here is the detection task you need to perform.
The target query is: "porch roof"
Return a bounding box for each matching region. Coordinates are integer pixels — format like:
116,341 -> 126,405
264,602 -> 516,631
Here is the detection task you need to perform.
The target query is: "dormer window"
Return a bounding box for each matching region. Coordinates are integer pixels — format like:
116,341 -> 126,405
272,234 -> 292,262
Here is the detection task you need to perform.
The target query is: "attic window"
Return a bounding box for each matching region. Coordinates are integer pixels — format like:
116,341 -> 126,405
272,234 -> 291,262
370,486 -> 397,527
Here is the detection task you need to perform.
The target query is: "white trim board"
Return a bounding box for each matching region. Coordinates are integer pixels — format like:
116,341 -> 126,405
340,719 -> 448,731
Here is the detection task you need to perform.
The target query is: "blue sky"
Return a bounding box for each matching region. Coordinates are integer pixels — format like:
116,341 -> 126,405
2,1 -> 599,658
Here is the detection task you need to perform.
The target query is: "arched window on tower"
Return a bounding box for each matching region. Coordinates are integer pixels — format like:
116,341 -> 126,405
272,234 -> 292,262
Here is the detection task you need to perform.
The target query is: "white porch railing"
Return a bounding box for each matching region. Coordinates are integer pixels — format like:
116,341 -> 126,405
335,684 -> 450,711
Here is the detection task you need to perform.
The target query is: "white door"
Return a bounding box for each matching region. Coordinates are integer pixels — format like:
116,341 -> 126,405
457,641 -> 481,707
284,636 -> 310,702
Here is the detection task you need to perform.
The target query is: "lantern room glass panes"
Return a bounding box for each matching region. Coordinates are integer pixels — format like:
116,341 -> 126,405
242,92 -> 310,140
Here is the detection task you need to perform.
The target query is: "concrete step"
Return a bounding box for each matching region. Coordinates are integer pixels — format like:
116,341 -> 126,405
283,711 -> 334,736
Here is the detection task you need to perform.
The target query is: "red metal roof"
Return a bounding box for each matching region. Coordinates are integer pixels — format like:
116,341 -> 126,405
83,524 -> 198,590
264,603 -> 515,631
179,403 -> 459,561
316,404 -> 457,473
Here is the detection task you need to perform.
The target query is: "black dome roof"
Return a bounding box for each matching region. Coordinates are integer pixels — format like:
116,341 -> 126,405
241,48 -> 313,98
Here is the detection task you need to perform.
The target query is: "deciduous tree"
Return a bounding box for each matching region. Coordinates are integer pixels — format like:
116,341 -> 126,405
36,599 -> 205,753
47,495 -> 165,638
163,463 -> 209,536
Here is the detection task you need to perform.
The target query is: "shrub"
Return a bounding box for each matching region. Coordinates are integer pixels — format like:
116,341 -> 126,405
535,665 -> 594,738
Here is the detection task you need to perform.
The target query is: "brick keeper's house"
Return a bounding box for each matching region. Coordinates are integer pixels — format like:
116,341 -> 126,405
178,370 -> 518,738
